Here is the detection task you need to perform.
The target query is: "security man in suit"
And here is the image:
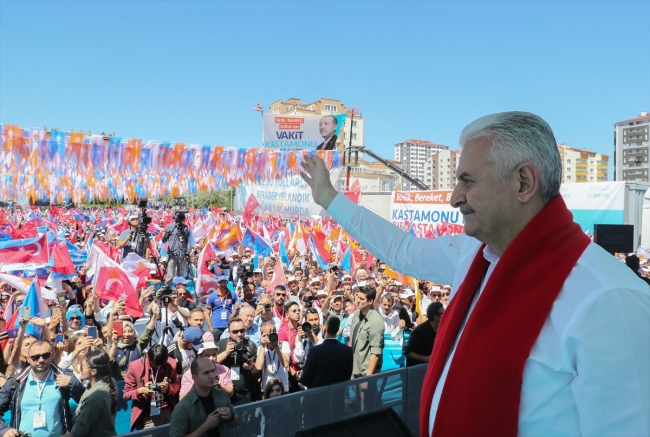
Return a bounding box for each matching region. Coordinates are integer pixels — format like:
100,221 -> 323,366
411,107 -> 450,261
299,315 -> 353,388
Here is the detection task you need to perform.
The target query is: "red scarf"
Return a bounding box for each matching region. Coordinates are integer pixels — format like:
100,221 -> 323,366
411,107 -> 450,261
420,195 -> 590,437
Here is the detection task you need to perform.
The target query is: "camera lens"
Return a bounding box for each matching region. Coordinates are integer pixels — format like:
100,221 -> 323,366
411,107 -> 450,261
301,322 -> 312,334
263,303 -> 272,311
268,332 -> 278,343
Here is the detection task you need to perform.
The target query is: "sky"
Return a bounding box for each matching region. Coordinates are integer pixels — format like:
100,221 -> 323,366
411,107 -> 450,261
1,1 -> 648,178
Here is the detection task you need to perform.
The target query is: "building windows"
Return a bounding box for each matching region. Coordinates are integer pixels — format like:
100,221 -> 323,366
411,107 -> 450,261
352,133 -> 357,140
324,105 -> 331,111
352,121 -> 357,127
272,107 -> 279,114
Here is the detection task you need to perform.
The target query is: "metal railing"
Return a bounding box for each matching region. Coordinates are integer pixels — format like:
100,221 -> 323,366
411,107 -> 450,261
119,364 -> 427,437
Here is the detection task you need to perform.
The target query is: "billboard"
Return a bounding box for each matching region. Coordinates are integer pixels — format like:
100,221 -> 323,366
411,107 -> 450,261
236,168 -> 343,219
389,182 -> 626,237
263,113 -> 348,150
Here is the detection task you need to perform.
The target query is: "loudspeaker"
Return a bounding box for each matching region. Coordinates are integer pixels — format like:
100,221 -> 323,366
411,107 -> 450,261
294,407 -> 413,437
594,224 -> 634,254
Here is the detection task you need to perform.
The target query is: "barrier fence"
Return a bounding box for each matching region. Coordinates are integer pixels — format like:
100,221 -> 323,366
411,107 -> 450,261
120,363 -> 427,437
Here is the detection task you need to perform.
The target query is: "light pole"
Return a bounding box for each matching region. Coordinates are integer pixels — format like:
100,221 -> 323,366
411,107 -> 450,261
344,107 -> 359,192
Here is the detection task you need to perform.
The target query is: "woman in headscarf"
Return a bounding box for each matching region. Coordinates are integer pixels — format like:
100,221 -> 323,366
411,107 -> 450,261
66,305 -> 86,333
107,301 -> 159,380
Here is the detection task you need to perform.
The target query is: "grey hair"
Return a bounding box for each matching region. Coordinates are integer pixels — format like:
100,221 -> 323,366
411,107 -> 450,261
459,111 -> 561,204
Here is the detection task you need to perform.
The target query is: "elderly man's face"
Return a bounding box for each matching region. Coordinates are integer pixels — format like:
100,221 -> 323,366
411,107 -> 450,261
451,137 -> 521,246
319,116 -> 337,139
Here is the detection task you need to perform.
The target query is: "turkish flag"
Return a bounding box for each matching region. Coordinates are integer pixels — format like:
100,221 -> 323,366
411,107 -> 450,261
51,241 -> 76,275
95,266 -> 144,317
131,267 -> 150,289
266,256 -> 287,293
243,194 -> 260,224
345,179 -> 362,205
0,234 -> 49,264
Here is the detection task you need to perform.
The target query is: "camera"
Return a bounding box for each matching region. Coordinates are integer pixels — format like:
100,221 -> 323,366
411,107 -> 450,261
263,303 -> 272,311
17,432 -> 32,437
156,286 -> 174,305
232,341 -> 253,362
149,383 -> 164,407
301,322 -> 312,334
237,263 -> 254,280
303,296 -> 315,308
268,332 -> 278,343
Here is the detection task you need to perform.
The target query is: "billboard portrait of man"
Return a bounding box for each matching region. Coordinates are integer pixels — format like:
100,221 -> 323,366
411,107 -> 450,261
316,115 -> 338,151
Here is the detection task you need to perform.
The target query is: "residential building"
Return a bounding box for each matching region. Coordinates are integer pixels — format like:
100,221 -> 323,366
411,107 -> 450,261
558,143 -> 609,183
394,139 -> 449,190
614,112 -> 650,182
422,149 -> 462,190
344,157 -> 401,192
267,98 -> 364,153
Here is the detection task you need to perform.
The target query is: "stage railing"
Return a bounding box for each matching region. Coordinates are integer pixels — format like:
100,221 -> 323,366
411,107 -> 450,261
119,363 -> 427,437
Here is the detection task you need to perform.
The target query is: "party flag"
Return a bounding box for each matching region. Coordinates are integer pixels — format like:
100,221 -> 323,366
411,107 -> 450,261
215,226 -> 242,252
278,233 -> 290,267
339,245 -> 355,275
309,233 -> 332,271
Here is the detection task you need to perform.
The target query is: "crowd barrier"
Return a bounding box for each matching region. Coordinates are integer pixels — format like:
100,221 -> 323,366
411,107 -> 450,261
119,363 -> 427,437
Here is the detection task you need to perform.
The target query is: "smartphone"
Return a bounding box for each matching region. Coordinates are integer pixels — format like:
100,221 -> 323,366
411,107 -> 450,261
55,333 -> 65,344
87,326 -> 98,339
21,306 -> 32,321
330,265 -> 339,273
57,292 -> 66,306
51,307 -> 61,320
114,321 -> 123,337
2,328 -> 18,339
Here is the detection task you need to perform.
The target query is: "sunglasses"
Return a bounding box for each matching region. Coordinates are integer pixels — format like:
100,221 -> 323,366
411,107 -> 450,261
231,329 -> 245,334
30,352 -> 52,362
69,316 -> 81,321
290,309 -> 300,313
275,293 -> 286,297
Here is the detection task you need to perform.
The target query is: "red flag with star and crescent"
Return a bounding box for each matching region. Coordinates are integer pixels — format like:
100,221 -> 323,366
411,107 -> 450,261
0,234 -> 49,264
95,266 -> 144,317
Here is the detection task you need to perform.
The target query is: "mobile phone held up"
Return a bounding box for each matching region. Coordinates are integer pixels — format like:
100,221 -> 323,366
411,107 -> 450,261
114,321 -> 123,337
56,333 -> 65,344
21,306 -> 32,321
87,326 -> 98,339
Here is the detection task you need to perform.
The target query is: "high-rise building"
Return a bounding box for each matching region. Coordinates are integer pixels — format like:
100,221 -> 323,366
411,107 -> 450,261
268,97 -> 364,153
394,139 -> 449,190
557,143 -> 609,183
614,112 -> 650,182
422,149 -> 462,190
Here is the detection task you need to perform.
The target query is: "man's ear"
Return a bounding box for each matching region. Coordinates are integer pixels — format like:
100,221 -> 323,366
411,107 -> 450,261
514,162 -> 539,203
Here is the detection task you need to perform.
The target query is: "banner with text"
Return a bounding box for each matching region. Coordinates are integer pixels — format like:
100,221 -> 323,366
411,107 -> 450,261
560,181 -> 625,233
236,168 -> 342,219
263,113 -> 348,150
389,182 -> 626,237
390,190 -> 462,236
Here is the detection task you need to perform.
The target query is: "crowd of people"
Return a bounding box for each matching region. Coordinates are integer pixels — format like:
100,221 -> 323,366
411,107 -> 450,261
0,202 -> 460,437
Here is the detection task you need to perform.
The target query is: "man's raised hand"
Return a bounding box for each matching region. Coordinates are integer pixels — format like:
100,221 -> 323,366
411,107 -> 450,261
300,155 -> 338,210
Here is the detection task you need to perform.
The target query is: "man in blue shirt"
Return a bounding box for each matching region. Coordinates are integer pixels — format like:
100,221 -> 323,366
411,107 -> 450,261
204,276 -> 239,342
0,340 -> 85,437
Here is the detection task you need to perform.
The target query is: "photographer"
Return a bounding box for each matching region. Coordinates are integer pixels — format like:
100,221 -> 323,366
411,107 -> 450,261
123,344 -> 180,431
117,214 -> 139,258
255,321 -> 290,395
215,318 -> 259,405
293,308 -> 323,375
162,212 -> 191,287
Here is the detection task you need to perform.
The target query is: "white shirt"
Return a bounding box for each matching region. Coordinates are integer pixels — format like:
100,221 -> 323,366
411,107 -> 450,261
329,193 -> 650,437
260,341 -> 291,393
379,308 -> 403,341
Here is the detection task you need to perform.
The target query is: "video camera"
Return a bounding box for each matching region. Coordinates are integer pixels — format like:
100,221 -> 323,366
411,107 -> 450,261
303,296 -> 315,308
237,263 -> 254,280
134,197 -> 152,258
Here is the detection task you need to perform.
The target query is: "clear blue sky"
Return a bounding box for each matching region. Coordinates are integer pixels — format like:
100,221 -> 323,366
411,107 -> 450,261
1,1 -> 648,177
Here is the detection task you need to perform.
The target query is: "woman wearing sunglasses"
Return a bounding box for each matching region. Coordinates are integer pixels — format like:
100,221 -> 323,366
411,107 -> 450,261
61,349 -> 118,437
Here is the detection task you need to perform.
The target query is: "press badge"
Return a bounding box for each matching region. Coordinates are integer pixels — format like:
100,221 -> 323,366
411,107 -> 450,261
150,401 -> 161,417
230,366 -> 240,381
221,310 -> 227,320
33,410 -> 47,428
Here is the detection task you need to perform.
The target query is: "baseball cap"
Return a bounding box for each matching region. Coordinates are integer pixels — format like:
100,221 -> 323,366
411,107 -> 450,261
287,276 -> 297,283
316,289 -> 328,297
182,327 -> 203,351
254,268 -> 263,274
174,277 -> 189,286
217,275 -> 229,282
128,214 -> 138,220
198,341 -> 218,355
309,278 -> 321,285
399,288 -> 415,299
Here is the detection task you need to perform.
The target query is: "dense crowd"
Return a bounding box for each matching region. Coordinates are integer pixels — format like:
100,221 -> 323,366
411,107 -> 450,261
0,205 -> 462,437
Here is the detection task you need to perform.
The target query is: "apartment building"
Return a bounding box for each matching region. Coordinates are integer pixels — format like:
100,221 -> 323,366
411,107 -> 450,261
558,143 -> 609,183
614,112 -> 650,182
394,139 -> 449,190
422,149 -> 462,190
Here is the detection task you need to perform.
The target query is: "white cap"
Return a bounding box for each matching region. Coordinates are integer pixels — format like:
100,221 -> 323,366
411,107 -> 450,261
399,287 -> 415,298
316,289 -> 328,297
287,276 -> 297,282
431,286 -> 442,292
128,214 -> 138,220
309,278 -> 321,285
394,281 -> 402,286
254,268 -> 263,274
198,341 -> 218,355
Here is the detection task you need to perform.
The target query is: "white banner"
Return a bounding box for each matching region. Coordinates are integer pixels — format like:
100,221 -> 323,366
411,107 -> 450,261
237,168 -> 342,219
262,113 -> 348,150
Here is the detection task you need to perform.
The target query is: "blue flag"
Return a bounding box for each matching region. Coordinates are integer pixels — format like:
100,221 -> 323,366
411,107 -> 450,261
279,234 -> 290,266
339,245 -> 352,274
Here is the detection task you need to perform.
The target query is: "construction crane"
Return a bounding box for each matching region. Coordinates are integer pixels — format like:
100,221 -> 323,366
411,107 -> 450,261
344,146 -> 430,191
